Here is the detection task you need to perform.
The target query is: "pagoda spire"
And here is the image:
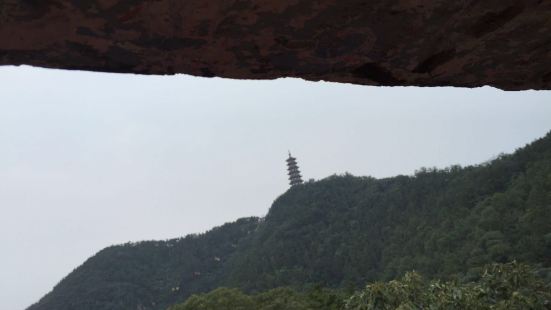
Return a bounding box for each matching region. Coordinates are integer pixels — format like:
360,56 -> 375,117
286,151 -> 303,187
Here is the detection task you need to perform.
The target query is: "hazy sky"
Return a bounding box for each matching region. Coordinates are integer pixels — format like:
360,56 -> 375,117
1,66 -> 550,310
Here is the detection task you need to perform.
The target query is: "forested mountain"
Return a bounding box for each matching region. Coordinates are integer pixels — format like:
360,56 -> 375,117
28,218 -> 261,310
28,132 -> 551,310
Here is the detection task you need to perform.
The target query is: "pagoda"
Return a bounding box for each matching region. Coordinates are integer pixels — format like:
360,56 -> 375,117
286,152 -> 303,187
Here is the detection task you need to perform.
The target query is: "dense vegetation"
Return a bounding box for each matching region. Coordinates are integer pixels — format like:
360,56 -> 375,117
27,218 -> 261,310
28,132 -> 551,310
224,132 -> 551,290
169,262 -> 551,310
169,286 -> 345,310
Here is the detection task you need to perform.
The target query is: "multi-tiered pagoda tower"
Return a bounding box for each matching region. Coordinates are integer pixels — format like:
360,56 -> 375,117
286,152 -> 303,187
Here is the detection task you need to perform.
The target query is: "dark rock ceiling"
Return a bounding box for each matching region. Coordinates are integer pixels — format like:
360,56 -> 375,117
0,0 -> 550,90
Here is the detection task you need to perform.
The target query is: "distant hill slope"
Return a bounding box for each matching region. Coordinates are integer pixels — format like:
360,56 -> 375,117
28,132 -> 551,310
27,218 -> 261,310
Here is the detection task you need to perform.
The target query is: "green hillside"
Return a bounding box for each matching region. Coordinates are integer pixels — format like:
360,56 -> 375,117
27,218 -> 261,310
28,132 -> 551,310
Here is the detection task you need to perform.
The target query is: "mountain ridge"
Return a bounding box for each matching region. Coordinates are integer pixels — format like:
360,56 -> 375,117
28,131 -> 551,310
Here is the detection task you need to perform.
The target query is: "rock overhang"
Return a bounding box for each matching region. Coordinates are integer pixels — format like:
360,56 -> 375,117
0,0 -> 550,90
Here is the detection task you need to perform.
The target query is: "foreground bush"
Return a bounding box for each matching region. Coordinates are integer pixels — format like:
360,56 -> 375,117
345,261 -> 550,309
168,286 -> 344,310
170,262 -> 551,310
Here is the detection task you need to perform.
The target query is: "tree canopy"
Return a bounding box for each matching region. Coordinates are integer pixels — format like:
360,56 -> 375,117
170,262 -> 551,310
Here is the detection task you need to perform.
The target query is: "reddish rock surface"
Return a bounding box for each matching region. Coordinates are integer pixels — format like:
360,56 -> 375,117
0,0 -> 550,90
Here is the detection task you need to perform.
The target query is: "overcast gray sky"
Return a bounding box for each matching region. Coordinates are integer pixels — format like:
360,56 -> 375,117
1,66 -> 550,310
